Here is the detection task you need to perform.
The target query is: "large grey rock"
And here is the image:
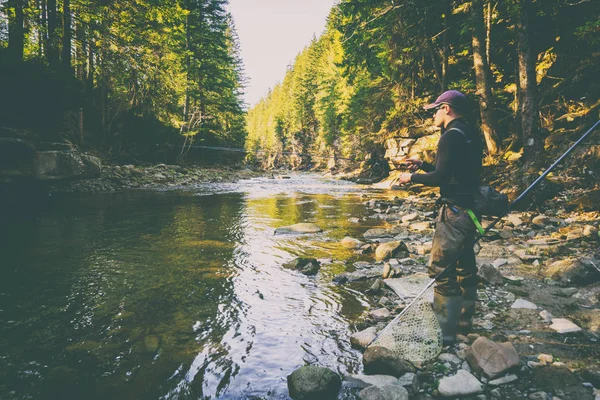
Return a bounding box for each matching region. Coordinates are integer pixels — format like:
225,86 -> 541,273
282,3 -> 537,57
438,369 -> 484,397
359,384 -> 409,400
466,337 -> 520,379
363,346 -> 416,378
275,223 -> 322,234
375,241 -> 409,261
364,228 -> 393,239
345,374 -> 398,389
478,264 -> 505,286
34,151 -> 102,181
350,327 -> 378,349
545,258 -> 599,286
287,366 -> 341,400
511,298 -> 538,309
283,258 -> 321,276
396,372 -> 419,395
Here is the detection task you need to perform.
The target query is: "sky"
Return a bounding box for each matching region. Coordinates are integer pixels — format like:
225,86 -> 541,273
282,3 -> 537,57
227,0 -> 338,108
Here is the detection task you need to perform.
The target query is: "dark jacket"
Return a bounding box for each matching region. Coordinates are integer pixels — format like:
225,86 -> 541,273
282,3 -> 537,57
411,118 -> 482,208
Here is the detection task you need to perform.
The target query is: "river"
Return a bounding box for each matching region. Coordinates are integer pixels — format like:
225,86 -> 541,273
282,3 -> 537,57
0,173 -> 396,399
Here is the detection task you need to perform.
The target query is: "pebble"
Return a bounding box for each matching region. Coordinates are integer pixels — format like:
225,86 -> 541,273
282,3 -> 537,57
488,374 -> 518,386
537,354 -> 553,365
438,370 -> 484,397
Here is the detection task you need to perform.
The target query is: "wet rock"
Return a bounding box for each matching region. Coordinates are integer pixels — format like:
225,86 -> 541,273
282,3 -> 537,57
370,308 -> 391,321
359,244 -> 375,254
367,279 -> 384,294
438,369 -> 484,397
363,346 -> 416,377
528,392 -> 549,400
34,151 -> 102,181
375,241 -> 409,261
539,310 -> 554,323
287,365 -> 341,400
350,327 -> 378,350
283,258 -> 321,276
364,228 -> 393,239
478,264 -> 505,286
396,372 -> 418,395
549,318 -> 582,334
341,237 -> 364,249
545,258 -> 599,286
488,374 -> 518,386
333,270 -> 381,283
466,337 -> 520,379
345,374 -> 398,389
275,223 -> 322,234
511,298 -> 538,309
359,384 -> 409,400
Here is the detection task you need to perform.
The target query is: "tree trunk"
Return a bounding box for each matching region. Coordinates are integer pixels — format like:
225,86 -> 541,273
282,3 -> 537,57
516,0 -> 540,158
7,0 -> 25,62
486,2 -> 492,66
471,0 -> 499,154
46,0 -> 60,66
62,0 -> 72,71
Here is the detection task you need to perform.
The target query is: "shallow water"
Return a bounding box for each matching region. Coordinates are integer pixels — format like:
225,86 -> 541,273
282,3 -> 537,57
0,174 -> 395,399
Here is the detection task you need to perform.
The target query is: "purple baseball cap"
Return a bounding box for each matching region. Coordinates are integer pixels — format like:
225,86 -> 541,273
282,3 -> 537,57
423,90 -> 468,111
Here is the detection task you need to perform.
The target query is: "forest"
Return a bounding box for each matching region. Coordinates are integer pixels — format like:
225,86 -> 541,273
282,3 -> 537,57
0,0 -> 246,161
246,0 -> 599,178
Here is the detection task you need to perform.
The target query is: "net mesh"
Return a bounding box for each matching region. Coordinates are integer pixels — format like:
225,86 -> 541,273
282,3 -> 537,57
371,299 -> 442,362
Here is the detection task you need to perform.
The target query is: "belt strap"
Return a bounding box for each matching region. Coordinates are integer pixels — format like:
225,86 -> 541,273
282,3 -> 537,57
466,209 -> 485,236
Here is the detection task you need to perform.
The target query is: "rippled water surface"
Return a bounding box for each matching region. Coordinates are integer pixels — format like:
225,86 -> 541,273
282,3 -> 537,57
0,174 -> 395,399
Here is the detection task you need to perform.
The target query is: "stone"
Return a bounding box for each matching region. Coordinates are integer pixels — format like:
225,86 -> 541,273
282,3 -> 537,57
275,223 -> 322,234
549,318 -> 582,334
409,221 -> 431,231
466,337 -> 520,379
507,215 -> 523,227
539,310 -> 554,323
348,217 -> 361,223
511,299 -> 538,309
532,215 -> 552,227
478,264 -> 505,286
287,366 -> 342,400
359,385 -> 409,400
401,213 -> 418,223
528,392 -> 549,400
438,353 -> 462,365
438,370 -> 484,397
375,241 -> 409,261
345,374 -> 399,389
350,327 -> 378,350
488,374 -> 518,386
370,308 -> 391,321
492,258 -> 509,268
341,236 -> 365,249
283,258 -> 321,276
364,228 -> 393,239
363,346 -> 416,378
34,151 -> 102,181
396,372 -> 418,395
583,225 -> 598,237
538,354 -> 553,365
545,258 -> 598,286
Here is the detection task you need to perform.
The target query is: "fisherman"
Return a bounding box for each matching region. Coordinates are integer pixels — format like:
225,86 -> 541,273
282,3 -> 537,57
393,90 -> 483,345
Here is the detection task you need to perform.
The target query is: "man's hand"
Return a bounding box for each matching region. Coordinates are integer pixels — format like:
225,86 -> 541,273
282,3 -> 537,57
395,172 -> 412,185
401,157 -> 423,172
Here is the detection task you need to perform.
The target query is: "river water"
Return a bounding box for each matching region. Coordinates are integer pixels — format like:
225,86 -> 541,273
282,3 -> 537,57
0,174 -> 396,400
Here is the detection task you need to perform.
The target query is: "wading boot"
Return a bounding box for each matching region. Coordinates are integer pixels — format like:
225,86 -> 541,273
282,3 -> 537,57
433,292 -> 462,346
458,286 -> 477,335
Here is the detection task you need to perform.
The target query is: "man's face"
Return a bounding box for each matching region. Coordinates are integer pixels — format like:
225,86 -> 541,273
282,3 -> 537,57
432,104 -> 447,128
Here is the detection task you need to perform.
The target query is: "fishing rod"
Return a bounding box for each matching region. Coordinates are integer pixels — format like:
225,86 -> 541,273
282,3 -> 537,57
369,118 -> 600,347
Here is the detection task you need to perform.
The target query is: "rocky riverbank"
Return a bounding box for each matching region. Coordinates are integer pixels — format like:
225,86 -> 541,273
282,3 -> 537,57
284,184 -> 599,400
48,163 -> 263,193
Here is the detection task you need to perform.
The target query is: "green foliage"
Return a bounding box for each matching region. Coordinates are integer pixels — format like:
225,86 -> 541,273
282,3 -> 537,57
0,0 -> 246,160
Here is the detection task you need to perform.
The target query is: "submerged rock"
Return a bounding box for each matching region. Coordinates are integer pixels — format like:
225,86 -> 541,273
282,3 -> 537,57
287,365 -> 341,400
363,346 -> 416,377
359,384 -> 408,400
345,374 -> 398,389
275,223 -> 322,234
283,258 -> 321,276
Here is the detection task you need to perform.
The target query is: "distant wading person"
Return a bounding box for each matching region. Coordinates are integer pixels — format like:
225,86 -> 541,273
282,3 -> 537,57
393,90 -> 483,345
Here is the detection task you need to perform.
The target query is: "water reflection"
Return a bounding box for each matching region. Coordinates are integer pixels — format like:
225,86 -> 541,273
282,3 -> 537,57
0,176 -> 384,399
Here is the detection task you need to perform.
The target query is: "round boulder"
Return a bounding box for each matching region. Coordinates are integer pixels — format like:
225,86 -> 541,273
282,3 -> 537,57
287,365 -> 342,400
